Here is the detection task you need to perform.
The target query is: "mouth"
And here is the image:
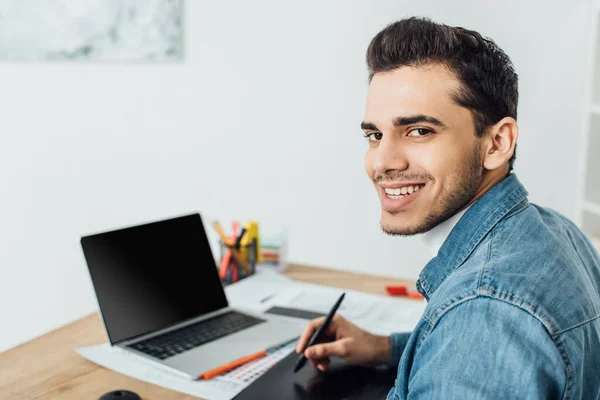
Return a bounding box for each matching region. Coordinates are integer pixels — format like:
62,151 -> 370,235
378,183 -> 426,211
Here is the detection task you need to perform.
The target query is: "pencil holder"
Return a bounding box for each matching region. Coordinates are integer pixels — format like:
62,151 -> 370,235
218,239 -> 257,285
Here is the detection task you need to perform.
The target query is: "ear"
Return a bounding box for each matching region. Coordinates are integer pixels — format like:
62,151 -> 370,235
482,117 -> 518,171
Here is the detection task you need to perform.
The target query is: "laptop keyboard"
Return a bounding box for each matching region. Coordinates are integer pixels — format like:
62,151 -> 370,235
128,311 -> 265,360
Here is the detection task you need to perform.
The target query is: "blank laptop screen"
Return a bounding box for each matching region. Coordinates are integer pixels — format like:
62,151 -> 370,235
81,213 -> 228,345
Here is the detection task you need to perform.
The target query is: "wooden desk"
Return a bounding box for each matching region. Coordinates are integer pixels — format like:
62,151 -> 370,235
0,264 -> 415,400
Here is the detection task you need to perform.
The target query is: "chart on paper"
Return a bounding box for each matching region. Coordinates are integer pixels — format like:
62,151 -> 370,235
218,340 -> 297,384
271,284 -> 426,335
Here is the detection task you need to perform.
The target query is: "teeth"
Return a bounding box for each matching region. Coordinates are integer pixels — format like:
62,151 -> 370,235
384,184 -> 424,198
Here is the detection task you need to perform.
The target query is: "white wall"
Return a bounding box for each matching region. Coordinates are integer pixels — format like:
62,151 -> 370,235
0,0 -> 592,352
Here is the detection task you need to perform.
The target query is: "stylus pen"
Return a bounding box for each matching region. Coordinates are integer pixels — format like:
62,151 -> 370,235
293,292 -> 345,373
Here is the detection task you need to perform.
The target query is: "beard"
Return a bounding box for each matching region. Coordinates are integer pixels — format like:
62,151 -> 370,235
380,146 -> 483,236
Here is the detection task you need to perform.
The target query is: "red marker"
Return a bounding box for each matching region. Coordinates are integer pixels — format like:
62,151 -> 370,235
385,285 -> 408,296
386,285 -> 424,299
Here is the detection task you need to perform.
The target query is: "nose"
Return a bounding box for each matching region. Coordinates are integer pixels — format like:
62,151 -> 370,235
372,135 -> 408,176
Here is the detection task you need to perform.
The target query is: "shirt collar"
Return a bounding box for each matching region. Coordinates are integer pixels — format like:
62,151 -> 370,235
416,173 -> 529,300
421,205 -> 471,257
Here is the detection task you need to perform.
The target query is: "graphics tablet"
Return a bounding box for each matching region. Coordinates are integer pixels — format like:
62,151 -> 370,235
234,351 -> 396,400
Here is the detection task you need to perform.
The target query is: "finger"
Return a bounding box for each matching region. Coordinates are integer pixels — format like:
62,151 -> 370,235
305,339 -> 349,360
298,314 -> 342,352
331,313 -> 346,325
316,358 -> 331,372
297,318 -> 323,353
296,317 -> 325,353
310,356 -> 330,369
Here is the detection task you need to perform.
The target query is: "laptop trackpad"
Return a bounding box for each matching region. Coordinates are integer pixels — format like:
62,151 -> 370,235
234,352 -> 395,399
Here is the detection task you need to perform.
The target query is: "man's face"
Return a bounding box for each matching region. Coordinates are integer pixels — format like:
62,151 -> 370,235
363,65 -> 483,235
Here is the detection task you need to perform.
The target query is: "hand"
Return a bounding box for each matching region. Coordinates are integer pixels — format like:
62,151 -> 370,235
295,314 -> 391,371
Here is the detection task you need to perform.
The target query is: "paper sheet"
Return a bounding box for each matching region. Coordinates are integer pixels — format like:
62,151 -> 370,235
224,266 -> 293,311
225,269 -> 426,335
77,344 -> 239,400
77,341 -> 297,400
270,282 -> 426,336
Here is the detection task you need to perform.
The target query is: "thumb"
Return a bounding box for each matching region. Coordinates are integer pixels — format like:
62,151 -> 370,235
305,339 -> 350,360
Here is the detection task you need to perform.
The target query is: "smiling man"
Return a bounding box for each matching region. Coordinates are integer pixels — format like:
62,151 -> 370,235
296,17 -> 600,398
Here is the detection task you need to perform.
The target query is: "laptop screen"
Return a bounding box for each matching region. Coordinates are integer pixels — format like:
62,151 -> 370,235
81,213 -> 228,345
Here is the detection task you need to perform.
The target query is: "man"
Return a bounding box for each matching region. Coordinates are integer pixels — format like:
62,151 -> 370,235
296,17 -> 600,398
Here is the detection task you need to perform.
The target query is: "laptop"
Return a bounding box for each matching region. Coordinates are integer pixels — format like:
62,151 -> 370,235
80,213 -> 303,379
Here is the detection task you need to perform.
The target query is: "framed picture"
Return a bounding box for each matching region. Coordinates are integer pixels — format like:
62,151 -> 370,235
0,0 -> 183,61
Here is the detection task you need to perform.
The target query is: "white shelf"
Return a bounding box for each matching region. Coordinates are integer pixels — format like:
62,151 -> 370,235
590,104 -> 600,115
578,1 -> 600,234
583,200 -> 600,216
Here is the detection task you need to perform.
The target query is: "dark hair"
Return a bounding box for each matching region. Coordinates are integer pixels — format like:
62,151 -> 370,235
366,17 -> 518,170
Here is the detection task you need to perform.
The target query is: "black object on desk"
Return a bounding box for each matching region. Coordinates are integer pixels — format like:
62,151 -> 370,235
233,352 -> 396,400
98,390 -> 141,400
265,306 -> 326,321
294,292 -> 345,373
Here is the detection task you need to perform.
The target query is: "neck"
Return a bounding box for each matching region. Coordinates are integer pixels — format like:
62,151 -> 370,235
463,165 -> 510,210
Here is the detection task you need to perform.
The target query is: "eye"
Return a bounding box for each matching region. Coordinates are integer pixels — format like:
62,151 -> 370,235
407,128 -> 433,137
363,132 -> 383,142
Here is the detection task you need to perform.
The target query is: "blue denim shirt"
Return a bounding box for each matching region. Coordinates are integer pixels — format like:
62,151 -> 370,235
387,174 -> 600,399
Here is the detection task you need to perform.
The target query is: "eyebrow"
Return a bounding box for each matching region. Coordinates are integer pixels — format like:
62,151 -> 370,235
360,121 -> 378,131
361,114 -> 447,131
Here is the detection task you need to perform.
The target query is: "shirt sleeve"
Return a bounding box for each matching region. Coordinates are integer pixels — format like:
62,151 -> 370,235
389,332 -> 411,367
406,297 -> 566,400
